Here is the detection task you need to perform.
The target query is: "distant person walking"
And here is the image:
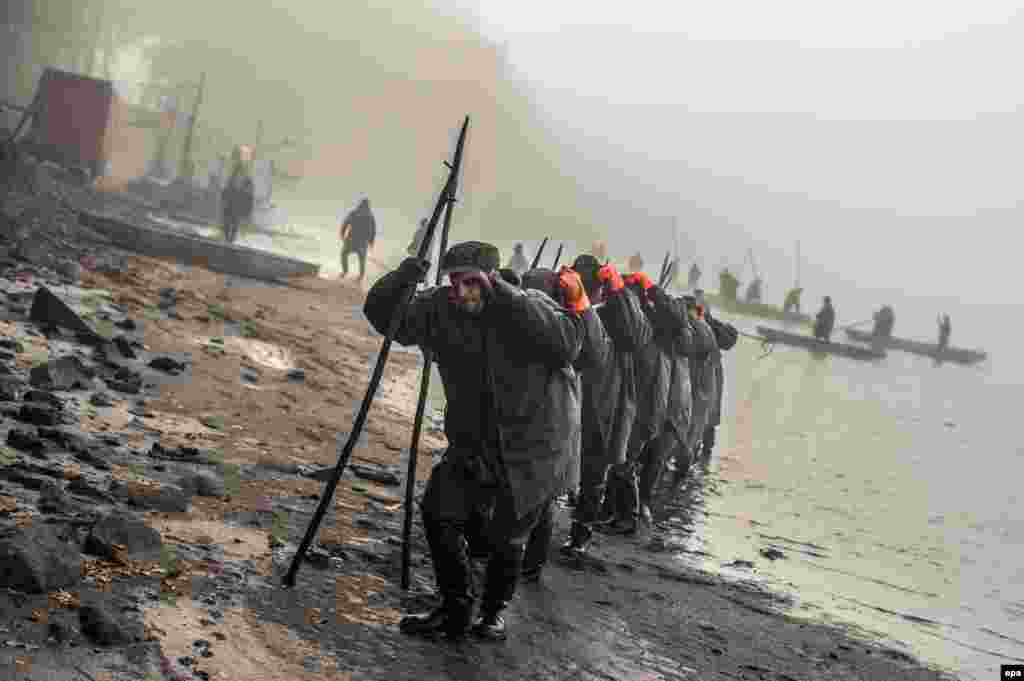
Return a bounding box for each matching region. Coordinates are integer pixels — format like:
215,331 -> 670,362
339,197 -> 377,283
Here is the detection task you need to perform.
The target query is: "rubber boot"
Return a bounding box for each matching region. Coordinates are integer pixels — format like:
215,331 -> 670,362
521,500 -> 554,583
605,467 -> 639,535
400,520 -> 475,639
560,520 -> 594,555
472,542 -> 524,641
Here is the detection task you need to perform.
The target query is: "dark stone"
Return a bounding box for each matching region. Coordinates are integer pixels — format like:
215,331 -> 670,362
148,356 -> 186,374
37,478 -> 67,513
23,389 -> 62,408
0,338 -> 25,353
0,380 -> 18,402
350,463 -> 401,486
113,336 -> 137,359
89,391 -> 114,407
67,476 -> 114,500
110,479 -> 189,512
0,350 -> 14,362
79,602 -> 143,646
106,379 -> 140,394
17,402 -> 59,426
29,285 -> 99,339
6,427 -> 45,455
286,368 -> 305,382
178,471 -> 225,498
29,355 -> 95,390
114,318 -> 137,331
85,513 -> 162,560
759,547 -> 786,561
0,523 -> 82,593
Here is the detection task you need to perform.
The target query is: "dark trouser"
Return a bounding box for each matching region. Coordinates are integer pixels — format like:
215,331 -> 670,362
223,213 -> 242,243
638,428 -> 686,507
702,425 -> 717,457
574,427 -> 611,525
604,427 -> 648,521
341,241 -> 367,279
521,497 -> 555,576
421,452 -> 546,617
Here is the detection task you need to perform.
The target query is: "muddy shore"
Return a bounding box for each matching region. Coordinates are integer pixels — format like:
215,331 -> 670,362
0,164 -> 961,680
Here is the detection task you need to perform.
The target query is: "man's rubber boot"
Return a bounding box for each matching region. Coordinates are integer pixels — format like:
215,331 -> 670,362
473,542 -> 524,641
399,596 -> 473,638
401,519 -> 475,639
560,521 -> 594,555
521,499 -> 554,583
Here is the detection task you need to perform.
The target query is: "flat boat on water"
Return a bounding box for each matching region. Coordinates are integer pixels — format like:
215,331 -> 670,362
703,292 -> 812,326
843,328 -> 987,365
756,326 -> 887,361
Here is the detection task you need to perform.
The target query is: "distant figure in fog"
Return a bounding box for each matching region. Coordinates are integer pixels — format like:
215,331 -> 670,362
813,296 -> 836,342
783,287 -> 803,315
937,314 -> 951,354
872,305 -> 895,340
339,197 -> 377,283
221,151 -> 254,244
506,243 -> 530,275
688,262 -> 701,290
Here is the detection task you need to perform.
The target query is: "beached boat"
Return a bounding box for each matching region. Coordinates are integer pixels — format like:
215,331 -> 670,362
843,328 -> 987,365
78,211 -> 320,283
756,326 -> 887,361
704,292 -> 812,326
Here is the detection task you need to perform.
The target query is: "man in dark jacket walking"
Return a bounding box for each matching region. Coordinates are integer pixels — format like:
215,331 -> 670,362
814,296 -> 836,342
340,197 -> 377,283
364,241 -> 585,641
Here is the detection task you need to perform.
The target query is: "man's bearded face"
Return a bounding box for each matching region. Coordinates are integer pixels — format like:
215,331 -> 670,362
449,270 -> 489,315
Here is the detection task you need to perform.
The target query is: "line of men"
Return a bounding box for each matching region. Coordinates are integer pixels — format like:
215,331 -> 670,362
363,241 -> 738,644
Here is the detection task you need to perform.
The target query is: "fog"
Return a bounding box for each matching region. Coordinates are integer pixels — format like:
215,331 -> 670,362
6,0 -> 1023,307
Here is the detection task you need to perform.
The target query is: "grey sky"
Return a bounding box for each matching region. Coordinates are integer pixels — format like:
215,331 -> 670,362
435,0 -> 1023,304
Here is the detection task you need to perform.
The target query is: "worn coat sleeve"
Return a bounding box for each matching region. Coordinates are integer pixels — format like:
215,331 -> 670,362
707,315 -> 739,351
362,270 -> 436,349
599,287 -> 653,352
649,287 -> 688,337
689,318 -> 719,356
575,306 -> 613,371
492,288 -> 583,367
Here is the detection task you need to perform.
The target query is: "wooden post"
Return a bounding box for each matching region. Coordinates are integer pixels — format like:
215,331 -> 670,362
180,72 -> 205,180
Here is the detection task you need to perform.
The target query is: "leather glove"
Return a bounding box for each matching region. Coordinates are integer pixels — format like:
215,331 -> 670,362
597,263 -> 624,292
624,271 -> 654,291
558,266 -> 591,314
396,257 -> 430,286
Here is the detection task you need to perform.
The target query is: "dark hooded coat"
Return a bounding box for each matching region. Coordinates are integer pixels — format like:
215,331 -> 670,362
686,315 -> 719,448
629,285 -> 689,444
364,272 -> 583,519
704,311 -> 738,427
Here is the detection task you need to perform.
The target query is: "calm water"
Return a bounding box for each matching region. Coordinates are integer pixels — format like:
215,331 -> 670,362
257,216 -> 1020,679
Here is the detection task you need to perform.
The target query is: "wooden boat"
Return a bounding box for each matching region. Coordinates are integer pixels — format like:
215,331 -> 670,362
704,292 -> 812,326
756,326 -> 887,361
843,328 -> 987,365
77,211 -> 320,283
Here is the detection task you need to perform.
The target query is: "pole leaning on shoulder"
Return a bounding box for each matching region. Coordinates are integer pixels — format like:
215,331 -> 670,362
400,121 -> 467,589
283,115 -> 471,589
531,237 -> 549,270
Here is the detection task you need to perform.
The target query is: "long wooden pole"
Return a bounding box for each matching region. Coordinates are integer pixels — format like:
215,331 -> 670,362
283,116 -> 470,589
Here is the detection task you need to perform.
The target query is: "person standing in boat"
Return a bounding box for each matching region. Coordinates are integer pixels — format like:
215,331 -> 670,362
783,287 -> 803,315
872,306 -> 895,340
719,269 -> 740,302
937,314 -> 951,354
813,296 -> 836,342
505,243 -> 530,275
744,277 -> 763,304
688,262 -> 702,290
